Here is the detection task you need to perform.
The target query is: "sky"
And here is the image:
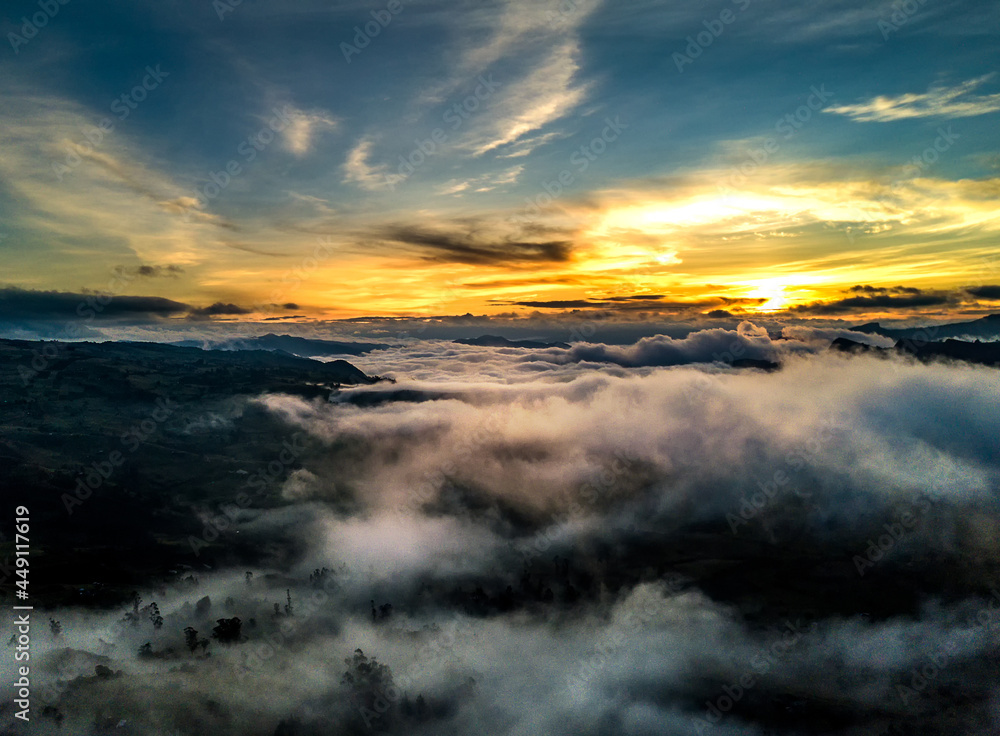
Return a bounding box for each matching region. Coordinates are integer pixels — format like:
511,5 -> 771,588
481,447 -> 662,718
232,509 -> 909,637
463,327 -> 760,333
1,0 -> 999,327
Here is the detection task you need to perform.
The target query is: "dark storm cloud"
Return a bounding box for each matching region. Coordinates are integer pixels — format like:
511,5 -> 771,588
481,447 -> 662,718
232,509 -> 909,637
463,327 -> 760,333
0,287 -> 190,320
604,294 -> 668,301
380,225 -> 573,265
512,299 -> 597,309
112,264 -> 185,279
509,296 -> 723,312
792,292 -> 951,314
717,296 -> 769,306
790,284 -> 1000,315
463,277 -> 583,289
221,242 -> 285,257
967,285 -> 1000,300
603,299 -> 722,312
189,302 -> 253,317
847,285 -> 923,295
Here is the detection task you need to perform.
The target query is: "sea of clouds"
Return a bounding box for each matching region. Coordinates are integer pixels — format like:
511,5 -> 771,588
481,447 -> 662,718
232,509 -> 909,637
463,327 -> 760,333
2,326 -> 999,735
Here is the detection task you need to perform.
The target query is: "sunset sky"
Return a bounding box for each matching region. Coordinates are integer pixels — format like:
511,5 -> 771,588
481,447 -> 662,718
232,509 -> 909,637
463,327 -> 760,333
1,0 -> 998,325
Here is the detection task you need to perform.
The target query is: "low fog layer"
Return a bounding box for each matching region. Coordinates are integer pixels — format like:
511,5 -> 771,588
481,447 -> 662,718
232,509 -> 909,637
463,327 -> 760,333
3,328 -> 999,735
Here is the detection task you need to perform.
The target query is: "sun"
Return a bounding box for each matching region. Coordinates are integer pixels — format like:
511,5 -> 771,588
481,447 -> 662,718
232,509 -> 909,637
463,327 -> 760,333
744,278 -> 790,312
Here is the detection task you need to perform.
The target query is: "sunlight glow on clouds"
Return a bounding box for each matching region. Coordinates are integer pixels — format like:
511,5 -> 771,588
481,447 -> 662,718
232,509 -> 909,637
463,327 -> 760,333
282,107 -> 339,156
825,75 -> 1000,122
0,0 -> 997,322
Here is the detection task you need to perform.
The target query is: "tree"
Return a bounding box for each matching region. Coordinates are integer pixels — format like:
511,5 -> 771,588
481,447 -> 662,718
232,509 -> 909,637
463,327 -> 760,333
341,649 -> 399,729
123,591 -> 144,626
309,567 -> 330,587
184,626 -> 200,654
145,602 -> 163,630
211,617 -> 242,643
195,595 -> 211,616
341,648 -> 394,697
40,705 -> 64,727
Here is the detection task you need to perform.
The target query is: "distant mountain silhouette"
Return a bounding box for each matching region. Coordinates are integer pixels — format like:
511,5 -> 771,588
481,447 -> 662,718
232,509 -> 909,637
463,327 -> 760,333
730,358 -> 780,371
172,333 -> 389,357
851,313 -> 1000,342
832,335 -> 1000,367
830,337 -> 880,354
454,335 -> 570,349
0,338 -> 382,403
332,388 -> 463,407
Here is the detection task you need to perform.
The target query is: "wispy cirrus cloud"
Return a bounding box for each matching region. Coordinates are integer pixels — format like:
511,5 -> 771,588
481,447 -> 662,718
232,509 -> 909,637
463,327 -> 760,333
281,106 -> 338,156
0,287 -> 191,321
825,75 -> 1000,122
378,222 -> 573,266
790,287 -> 953,315
341,136 -> 395,191
436,164 -> 524,195
0,91 -> 236,275
437,0 -> 602,158
462,40 -> 592,156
